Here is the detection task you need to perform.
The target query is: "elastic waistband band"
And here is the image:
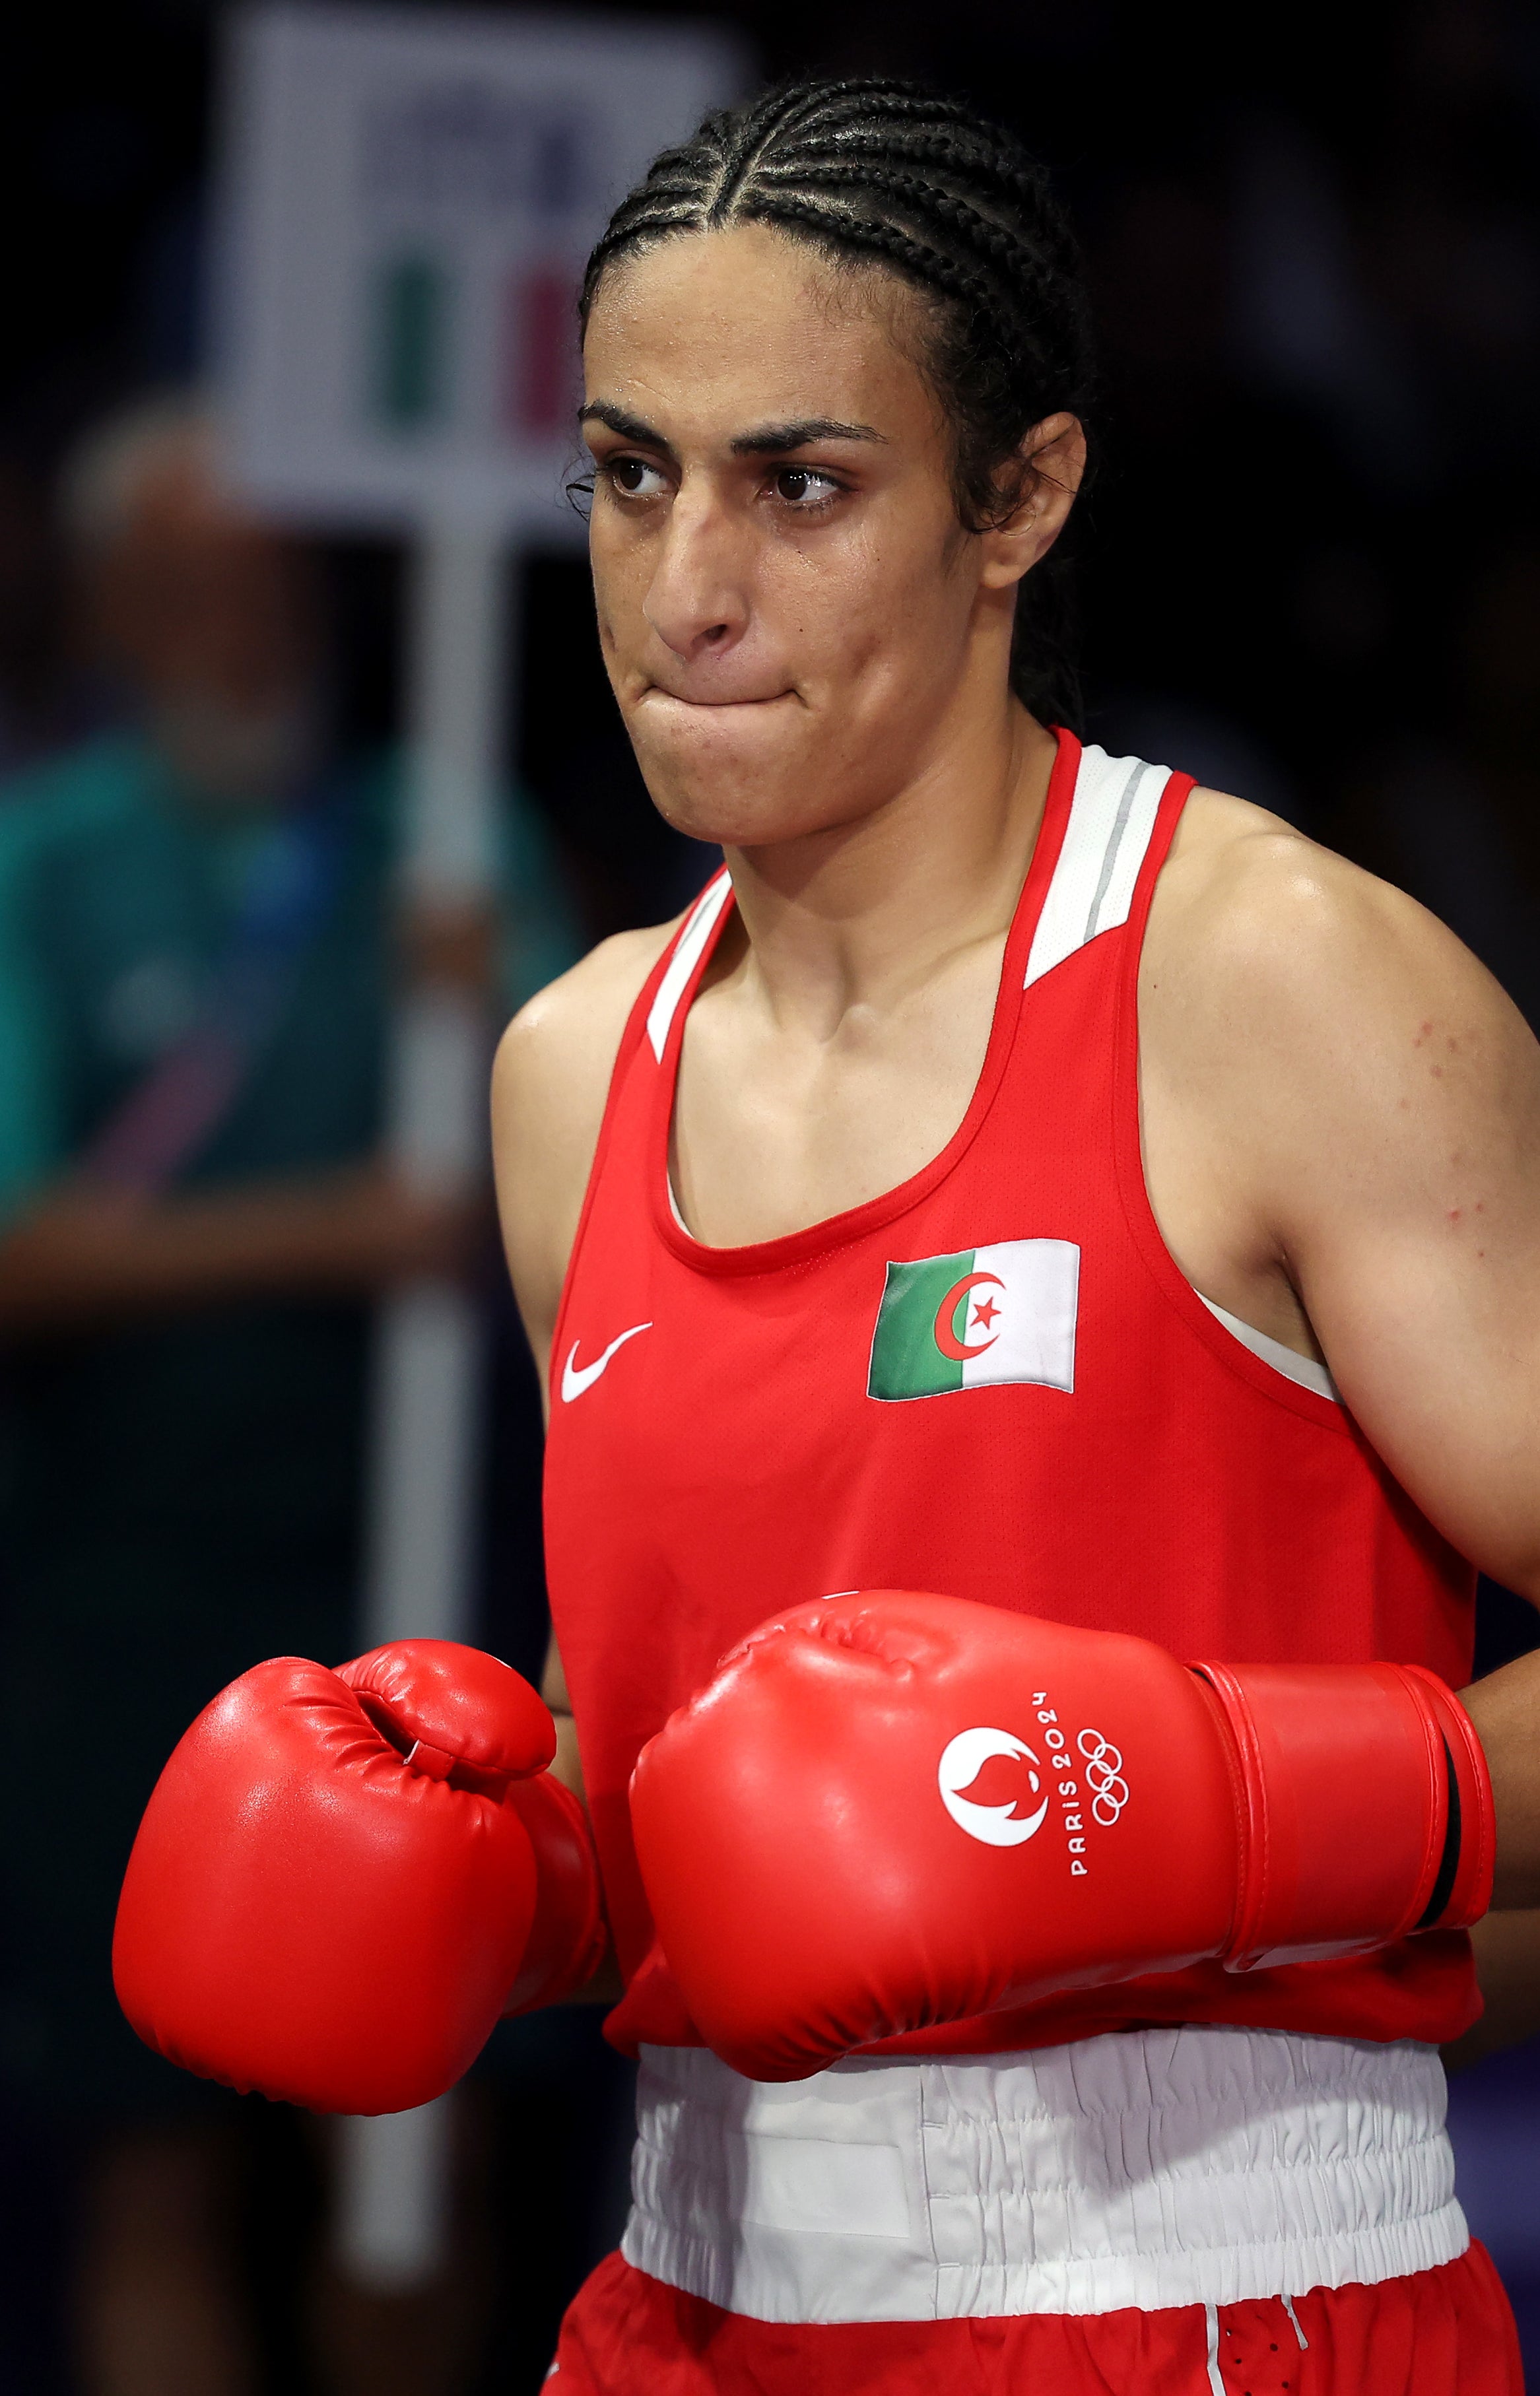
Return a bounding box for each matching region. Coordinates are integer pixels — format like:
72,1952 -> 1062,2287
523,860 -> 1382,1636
621,2026 -> 1467,2325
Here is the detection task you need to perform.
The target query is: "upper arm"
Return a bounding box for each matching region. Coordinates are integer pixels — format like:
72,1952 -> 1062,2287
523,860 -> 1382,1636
1158,815 -> 1540,1590
490,917 -> 677,1402
497,925 -> 675,1787
1290,916 -> 1540,1589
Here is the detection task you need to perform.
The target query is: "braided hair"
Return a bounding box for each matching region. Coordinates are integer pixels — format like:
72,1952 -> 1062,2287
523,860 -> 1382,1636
580,79 -> 1095,729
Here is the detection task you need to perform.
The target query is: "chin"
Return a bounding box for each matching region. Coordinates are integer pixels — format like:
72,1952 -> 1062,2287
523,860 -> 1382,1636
626,706 -> 834,849
644,768 -> 831,851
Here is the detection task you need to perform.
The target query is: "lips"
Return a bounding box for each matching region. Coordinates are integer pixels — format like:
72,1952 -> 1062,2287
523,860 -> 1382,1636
640,684 -> 795,710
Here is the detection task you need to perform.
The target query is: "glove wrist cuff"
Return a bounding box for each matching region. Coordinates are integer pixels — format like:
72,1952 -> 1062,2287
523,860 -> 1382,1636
1402,1667 -> 1496,1933
1193,1659 -> 1493,1971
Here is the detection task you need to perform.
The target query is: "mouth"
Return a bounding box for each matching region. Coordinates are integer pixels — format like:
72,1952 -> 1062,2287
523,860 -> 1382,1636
636,682 -> 799,714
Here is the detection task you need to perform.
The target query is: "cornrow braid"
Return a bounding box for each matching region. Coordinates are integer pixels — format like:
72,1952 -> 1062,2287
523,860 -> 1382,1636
747,193 -> 1001,319
580,77 -> 1094,729
752,164 -> 1054,315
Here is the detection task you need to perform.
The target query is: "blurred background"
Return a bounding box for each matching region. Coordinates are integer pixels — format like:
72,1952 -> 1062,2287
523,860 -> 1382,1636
0,1 -> 1537,2390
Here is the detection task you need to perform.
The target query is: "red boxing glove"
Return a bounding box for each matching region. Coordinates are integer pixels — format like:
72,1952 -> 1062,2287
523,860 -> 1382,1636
114,1639 -> 604,2114
630,1591 -> 1494,2082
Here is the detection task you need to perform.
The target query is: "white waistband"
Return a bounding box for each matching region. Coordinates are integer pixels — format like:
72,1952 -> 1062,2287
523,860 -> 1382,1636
621,2027 -> 1467,2324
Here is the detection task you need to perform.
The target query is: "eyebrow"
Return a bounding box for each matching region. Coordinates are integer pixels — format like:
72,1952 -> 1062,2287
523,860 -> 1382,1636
579,401 -> 675,455
578,401 -> 887,459
731,417 -> 887,455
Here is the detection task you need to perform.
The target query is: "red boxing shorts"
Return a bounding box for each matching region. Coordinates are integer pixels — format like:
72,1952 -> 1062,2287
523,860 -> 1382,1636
549,2242 -> 1519,2394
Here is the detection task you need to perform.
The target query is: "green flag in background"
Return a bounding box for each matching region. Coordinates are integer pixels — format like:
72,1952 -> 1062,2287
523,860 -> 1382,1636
867,1239 -> 1080,1401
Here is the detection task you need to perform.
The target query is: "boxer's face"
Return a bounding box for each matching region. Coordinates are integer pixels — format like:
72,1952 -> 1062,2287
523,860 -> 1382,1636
581,222 -> 1055,849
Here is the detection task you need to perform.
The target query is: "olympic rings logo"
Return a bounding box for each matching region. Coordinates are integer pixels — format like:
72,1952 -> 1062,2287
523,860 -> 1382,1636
1077,1729 -> 1129,1826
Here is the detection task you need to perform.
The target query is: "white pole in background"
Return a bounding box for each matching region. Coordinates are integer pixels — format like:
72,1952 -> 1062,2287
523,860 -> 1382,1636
335,521 -> 513,2291
213,0 -> 743,2306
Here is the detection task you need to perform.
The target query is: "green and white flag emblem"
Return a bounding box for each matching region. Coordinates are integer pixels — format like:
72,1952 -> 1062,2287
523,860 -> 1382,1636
867,1240 -> 1080,1401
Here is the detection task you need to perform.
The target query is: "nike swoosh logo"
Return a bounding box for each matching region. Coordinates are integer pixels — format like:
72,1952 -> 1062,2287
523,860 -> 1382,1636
560,1322 -> 652,1403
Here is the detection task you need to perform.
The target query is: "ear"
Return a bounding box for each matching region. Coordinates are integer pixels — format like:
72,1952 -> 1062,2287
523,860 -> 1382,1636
977,413 -> 1087,591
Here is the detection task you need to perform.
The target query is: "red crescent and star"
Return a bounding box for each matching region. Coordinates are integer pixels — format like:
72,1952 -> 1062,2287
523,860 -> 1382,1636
932,1271 -> 1006,1362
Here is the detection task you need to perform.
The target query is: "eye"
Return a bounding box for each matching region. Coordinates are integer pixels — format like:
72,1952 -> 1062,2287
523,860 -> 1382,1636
601,454 -> 670,501
769,465 -> 843,510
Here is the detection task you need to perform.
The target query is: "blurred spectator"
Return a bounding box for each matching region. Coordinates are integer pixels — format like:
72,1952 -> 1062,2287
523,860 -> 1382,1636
0,394 -> 575,2395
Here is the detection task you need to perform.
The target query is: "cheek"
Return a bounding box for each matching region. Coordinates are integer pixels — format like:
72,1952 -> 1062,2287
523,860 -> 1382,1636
587,519 -> 647,659
781,517 -> 971,686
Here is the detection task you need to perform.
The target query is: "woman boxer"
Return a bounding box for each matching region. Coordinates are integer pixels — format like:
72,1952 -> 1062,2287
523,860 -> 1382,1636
119,77 -> 1540,2394
498,79 -> 1537,2393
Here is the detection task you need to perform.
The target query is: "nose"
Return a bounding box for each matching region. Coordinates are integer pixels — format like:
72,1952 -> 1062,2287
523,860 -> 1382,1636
642,480 -> 750,665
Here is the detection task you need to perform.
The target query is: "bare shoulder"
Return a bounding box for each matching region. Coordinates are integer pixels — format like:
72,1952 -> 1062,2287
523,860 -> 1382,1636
1154,785 -> 1518,1040
493,917 -> 675,1130
1155,785 -> 1411,963
492,917 -> 679,1368
1145,785 -> 1540,1173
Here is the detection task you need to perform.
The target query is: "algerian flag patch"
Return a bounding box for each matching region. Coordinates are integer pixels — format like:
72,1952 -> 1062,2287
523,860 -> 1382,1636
867,1240 -> 1080,1401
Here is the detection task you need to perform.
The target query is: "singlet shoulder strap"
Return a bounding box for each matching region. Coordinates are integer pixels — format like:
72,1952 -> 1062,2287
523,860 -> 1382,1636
547,865 -> 733,1405
642,754 -> 1174,1047
644,868 -> 734,1061
1024,745 -> 1175,989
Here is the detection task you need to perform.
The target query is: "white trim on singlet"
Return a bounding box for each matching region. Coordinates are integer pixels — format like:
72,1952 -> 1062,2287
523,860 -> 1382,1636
1021,749 -> 1341,1405
648,795 -> 1338,1413
1024,745 -> 1172,989
648,748 -> 1172,1057
1197,1294 -> 1341,1402
646,871 -> 733,1061
648,748 -> 1173,1065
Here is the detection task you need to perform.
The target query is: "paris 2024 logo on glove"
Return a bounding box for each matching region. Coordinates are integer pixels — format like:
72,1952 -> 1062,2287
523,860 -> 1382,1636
938,1701 -> 1127,1875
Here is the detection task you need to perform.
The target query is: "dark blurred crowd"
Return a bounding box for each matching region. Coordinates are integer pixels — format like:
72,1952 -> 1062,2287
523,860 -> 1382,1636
0,2 -> 1538,2393
1075,0 -> 1540,1033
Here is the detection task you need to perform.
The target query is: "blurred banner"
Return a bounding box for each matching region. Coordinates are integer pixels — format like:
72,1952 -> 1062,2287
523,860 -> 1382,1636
209,0 -> 743,2294
215,1 -> 743,536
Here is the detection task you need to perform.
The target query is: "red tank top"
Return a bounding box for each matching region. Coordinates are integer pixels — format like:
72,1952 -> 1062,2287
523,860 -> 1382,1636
543,731 -> 1481,2054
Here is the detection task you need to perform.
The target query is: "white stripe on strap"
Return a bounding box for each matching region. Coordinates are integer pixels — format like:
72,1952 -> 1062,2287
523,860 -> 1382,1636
646,871 -> 733,1061
1025,746 -> 1172,989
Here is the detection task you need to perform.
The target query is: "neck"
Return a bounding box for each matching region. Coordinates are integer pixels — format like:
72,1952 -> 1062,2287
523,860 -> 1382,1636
718,700 -> 1059,1037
